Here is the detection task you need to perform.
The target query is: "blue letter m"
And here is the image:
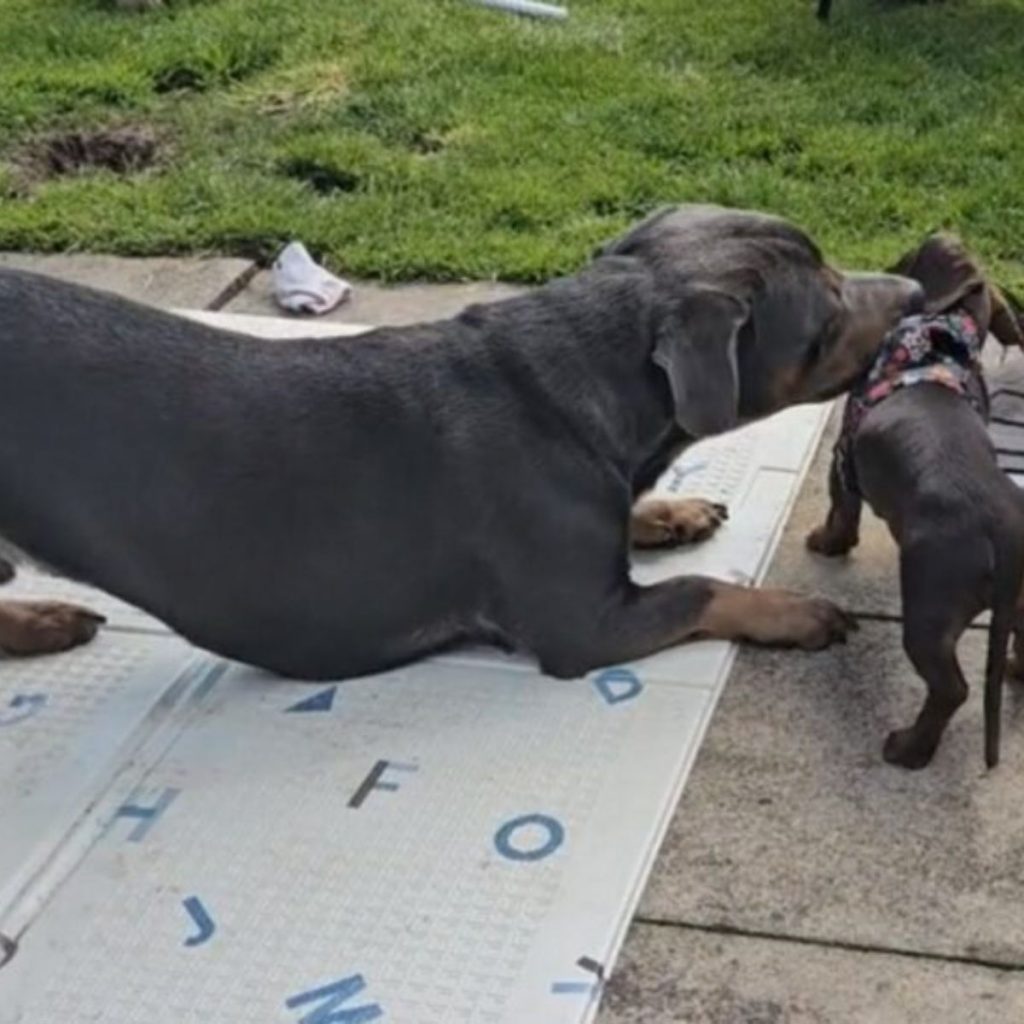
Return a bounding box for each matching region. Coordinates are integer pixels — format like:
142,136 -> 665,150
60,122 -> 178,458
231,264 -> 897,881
286,975 -> 383,1024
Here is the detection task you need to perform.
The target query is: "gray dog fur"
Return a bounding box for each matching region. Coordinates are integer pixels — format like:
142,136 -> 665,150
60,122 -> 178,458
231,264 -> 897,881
0,205 -> 922,678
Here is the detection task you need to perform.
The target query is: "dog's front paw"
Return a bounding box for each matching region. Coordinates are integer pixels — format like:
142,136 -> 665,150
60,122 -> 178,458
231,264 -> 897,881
631,497 -> 728,549
806,523 -> 858,558
763,593 -> 858,650
703,586 -> 858,650
883,726 -> 938,771
0,601 -> 106,656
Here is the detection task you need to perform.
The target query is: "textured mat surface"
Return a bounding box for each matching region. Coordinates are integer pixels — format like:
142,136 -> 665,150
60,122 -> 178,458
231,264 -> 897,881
0,312 -> 831,1022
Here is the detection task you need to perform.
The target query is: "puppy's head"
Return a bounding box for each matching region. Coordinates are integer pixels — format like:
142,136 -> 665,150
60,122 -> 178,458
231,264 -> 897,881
888,233 -> 1024,351
601,204 -> 923,438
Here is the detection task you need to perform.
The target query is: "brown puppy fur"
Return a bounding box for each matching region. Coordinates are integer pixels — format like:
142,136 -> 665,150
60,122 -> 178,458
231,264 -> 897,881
808,234 -> 1024,768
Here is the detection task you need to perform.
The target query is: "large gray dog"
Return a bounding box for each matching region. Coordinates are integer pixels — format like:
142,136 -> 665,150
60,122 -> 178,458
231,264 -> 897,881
0,205 -> 922,679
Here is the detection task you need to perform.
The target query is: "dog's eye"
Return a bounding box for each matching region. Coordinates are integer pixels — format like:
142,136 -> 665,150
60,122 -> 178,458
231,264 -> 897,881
815,307 -> 841,346
803,308 -> 842,368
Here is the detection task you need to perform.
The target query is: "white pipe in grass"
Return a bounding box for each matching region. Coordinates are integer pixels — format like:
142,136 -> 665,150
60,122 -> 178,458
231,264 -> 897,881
471,0 -> 568,19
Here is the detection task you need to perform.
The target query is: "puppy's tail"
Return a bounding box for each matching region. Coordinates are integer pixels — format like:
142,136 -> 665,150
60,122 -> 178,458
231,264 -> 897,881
984,533 -> 1024,769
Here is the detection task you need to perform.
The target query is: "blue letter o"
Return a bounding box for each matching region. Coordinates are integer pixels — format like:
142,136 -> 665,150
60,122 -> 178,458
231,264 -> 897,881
494,813 -> 565,862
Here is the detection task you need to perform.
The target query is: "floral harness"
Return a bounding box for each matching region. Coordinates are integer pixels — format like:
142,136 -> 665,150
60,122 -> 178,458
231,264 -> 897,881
835,312 -> 987,495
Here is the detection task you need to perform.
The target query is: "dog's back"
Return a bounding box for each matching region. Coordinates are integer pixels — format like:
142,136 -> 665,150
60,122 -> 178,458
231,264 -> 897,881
0,269 -> 485,672
0,264 -> 661,677
854,385 -> 1023,546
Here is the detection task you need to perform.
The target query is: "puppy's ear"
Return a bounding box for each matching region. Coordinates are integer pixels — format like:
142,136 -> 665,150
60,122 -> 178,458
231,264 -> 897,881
889,234 -> 983,315
989,285 -> 1024,350
653,287 -> 748,437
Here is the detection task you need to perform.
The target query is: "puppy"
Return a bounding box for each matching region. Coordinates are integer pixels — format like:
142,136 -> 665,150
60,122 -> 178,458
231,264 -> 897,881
808,234 -> 1024,769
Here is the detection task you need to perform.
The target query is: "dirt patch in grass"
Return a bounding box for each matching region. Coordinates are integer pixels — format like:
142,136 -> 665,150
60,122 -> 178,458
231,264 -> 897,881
32,126 -> 158,178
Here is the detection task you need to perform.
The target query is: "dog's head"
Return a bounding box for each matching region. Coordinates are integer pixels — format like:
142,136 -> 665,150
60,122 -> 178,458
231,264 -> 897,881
600,204 -> 924,438
888,233 -> 1024,352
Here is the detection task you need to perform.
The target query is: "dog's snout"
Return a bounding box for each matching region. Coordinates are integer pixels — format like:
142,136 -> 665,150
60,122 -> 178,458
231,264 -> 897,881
841,271 -> 923,320
820,271 -> 931,398
874,273 -> 923,317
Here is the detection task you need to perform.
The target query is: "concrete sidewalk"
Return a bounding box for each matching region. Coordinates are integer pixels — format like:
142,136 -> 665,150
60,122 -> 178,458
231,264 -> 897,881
6,253 -> 1024,1022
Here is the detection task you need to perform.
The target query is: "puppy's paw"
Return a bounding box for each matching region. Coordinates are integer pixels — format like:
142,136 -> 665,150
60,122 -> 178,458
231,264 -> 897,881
631,497 -> 728,549
883,726 -> 937,771
806,524 -> 858,558
0,601 -> 106,656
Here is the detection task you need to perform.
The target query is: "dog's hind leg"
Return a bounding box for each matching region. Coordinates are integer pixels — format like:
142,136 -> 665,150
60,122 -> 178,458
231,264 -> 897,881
883,542 -> 979,769
0,600 -> 105,656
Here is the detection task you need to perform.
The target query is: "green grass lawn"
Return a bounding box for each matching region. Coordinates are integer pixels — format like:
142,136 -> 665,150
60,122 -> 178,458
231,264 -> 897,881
1,0 -> 1023,284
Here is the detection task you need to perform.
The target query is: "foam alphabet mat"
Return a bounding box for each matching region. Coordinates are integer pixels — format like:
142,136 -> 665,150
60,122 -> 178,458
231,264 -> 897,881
0,312 -> 831,1023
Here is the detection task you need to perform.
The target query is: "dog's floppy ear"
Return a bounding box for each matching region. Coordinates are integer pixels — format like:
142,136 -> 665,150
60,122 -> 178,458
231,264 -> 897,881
989,285 -> 1024,350
653,286 -> 748,438
889,235 -> 983,315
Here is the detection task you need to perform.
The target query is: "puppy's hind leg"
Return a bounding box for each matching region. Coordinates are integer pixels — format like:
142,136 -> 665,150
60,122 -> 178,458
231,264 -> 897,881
886,625 -> 968,770
883,542 -> 979,769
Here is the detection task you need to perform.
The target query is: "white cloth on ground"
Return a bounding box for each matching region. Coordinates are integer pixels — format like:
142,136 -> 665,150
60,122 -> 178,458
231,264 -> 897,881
271,242 -> 352,316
